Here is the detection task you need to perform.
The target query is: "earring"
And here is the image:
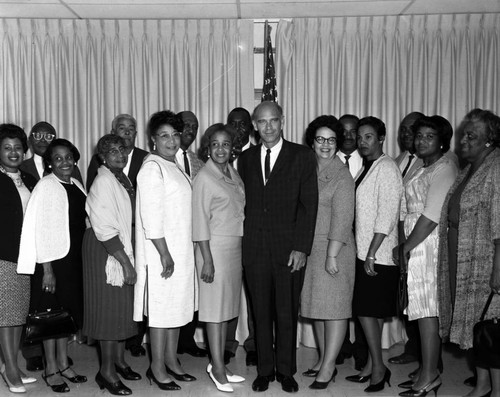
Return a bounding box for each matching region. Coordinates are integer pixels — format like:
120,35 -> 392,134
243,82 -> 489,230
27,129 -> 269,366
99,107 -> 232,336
103,160 -> 106,164
486,142 -> 491,148
48,165 -> 52,168
153,143 -> 157,151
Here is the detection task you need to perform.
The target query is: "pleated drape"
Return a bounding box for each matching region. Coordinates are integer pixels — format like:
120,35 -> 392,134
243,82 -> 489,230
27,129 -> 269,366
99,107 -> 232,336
276,14 -> 500,157
0,19 -> 254,181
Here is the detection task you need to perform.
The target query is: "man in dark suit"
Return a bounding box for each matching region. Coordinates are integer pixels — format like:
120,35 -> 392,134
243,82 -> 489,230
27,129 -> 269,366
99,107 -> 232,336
224,107 -> 258,366
238,101 -> 318,393
86,113 -> 148,190
20,121 -> 83,184
86,114 -> 148,357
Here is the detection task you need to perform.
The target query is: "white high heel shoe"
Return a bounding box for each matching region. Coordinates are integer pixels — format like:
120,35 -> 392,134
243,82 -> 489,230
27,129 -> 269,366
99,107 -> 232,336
207,364 -> 233,393
0,364 -> 27,393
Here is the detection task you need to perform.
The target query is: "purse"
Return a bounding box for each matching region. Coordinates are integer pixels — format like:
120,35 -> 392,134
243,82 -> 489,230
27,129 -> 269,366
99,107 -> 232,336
397,244 -> 410,314
25,307 -> 78,344
473,292 -> 500,369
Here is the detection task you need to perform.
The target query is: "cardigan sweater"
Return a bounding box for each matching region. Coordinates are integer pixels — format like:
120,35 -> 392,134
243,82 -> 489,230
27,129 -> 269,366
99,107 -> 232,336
0,171 -> 37,262
17,173 -> 86,274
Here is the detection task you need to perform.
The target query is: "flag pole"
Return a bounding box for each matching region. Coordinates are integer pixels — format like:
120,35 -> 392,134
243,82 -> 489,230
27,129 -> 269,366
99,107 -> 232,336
263,20 -> 268,82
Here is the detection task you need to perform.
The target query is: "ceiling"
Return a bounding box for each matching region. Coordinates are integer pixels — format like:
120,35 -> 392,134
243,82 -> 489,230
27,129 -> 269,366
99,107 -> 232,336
1,0 -> 499,20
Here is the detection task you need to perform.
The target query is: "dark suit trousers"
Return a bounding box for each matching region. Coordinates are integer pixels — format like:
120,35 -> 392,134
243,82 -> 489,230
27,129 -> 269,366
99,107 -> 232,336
244,248 -> 304,377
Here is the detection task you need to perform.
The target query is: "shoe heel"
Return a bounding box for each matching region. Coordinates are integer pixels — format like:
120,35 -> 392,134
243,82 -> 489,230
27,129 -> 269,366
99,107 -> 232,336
95,375 -> 105,390
386,369 -> 391,387
432,383 -> 441,396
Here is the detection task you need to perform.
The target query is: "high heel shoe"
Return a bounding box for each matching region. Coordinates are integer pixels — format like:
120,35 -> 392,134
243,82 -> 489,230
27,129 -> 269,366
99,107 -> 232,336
41,372 -> 69,393
346,373 -> 371,383
58,366 -> 87,383
115,365 -> 141,381
302,368 -> 319,377
0,365 -> 26,394
206,363 -> 244,383
20,376 -> 36,385
207,364 -> 233,392
145,367 -> 181,391
95,372 -> 132,396
399,379 -> 415,389
165,365 -> 196,382
399,375 -> 441,397
364,368 -> 391,392
309,368 -> 338,390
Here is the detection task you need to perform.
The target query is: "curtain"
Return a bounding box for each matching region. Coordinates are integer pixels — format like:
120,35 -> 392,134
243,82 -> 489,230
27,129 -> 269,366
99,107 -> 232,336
276,14 -> 500,157
0,19 -> 254,181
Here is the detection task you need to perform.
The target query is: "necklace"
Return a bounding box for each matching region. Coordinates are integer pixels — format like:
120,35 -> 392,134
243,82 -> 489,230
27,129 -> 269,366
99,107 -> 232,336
0,164 -> 23,187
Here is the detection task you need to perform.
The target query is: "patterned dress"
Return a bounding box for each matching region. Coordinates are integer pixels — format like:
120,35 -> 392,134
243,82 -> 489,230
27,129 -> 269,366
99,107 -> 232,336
402,156 -> 457,321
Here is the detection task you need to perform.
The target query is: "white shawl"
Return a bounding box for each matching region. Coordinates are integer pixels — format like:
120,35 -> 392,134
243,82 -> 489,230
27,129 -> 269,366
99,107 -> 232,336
17,173 -> 86,274
86,166 -> 134,287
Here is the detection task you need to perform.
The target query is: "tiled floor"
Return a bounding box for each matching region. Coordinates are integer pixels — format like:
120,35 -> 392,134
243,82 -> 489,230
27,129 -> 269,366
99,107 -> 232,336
13,341 -> 471,396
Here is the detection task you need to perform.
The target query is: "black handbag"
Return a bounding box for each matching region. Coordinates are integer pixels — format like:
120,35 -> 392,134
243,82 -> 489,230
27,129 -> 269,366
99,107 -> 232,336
397,244 -> 410,314
25,308 -> 78,344
473,292 -> 500,369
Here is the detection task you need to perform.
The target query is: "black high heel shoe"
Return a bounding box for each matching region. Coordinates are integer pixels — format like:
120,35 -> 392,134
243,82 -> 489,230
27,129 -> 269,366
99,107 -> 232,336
42,371 -> 70,393
58,366 -> 87,383
346,373 -> 371,383
165,365 -> 196,382
115,365 -> 141,381
309,368 -> 338,390
145,367 -> 181,391
399,375 -> 441,397
399,379 -> 415,389
364,368 -> 391,392
302,368 -> 319,377
95,372 -> 132,396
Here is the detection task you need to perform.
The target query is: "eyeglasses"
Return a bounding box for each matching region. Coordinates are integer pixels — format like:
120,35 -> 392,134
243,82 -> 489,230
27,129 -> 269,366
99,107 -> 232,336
156,131 -> 182,140
107,146 -> 127,156
32,132 -> 55,142
314,136 -> 337,145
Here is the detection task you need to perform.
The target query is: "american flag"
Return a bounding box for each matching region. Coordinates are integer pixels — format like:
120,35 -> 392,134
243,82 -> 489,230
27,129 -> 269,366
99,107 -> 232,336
261,21 -> 277,102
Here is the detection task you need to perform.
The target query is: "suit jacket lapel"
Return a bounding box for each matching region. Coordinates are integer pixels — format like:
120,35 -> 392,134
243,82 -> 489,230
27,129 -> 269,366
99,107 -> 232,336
267,140 -> 290,182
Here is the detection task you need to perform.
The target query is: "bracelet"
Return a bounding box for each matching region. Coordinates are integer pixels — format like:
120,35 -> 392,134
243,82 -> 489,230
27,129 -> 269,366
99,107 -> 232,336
366,256 -> 376,261
327,255 -> 337,259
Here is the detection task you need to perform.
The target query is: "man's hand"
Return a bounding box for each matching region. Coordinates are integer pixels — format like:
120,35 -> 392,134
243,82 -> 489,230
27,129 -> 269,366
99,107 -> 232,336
287,250 -> 306,273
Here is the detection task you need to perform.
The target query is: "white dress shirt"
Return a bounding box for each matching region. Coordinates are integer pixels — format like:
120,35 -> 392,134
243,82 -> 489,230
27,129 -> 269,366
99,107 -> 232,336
33,153 -> 44,179
337,149 -> 363,180
260,138 -> 283,184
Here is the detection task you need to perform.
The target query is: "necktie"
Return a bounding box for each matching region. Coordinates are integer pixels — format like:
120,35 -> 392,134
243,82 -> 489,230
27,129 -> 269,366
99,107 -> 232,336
183,151 -> 191,177
265,149 -> 271,182
345,154 -> 351,170
402,154 -> 415,178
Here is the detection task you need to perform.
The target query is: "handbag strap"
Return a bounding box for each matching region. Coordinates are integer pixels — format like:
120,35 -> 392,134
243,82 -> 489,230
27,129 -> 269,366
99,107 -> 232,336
480,292 -> 495,321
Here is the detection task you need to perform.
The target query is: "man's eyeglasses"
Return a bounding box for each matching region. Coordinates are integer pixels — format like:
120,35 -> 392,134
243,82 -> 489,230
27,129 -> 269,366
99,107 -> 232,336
32,132 -> 55,142
314,136 -> 337,145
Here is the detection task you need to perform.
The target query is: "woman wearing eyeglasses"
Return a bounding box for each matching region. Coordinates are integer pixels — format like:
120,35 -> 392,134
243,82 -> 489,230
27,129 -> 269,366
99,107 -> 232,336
20,122 -> 83,183
134,111 -> 197,392
300,115 -> 356,390
82,134 -> 140,395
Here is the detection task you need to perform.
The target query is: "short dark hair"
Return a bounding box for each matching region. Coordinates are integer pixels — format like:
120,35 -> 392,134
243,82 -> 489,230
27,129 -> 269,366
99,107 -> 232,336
197,123 -> 237,162
463,108 -> 500,148
358,116 -> 386,138
227,107 -> 251,123
147,110 -> 183,138
339,114 -> 359,125
413,115 -> 453,153
30,121 -> 56,137
96,134 -> 126,164
304,115 -> 343,150
0,123 -> 29,152
42,138 -> 80,172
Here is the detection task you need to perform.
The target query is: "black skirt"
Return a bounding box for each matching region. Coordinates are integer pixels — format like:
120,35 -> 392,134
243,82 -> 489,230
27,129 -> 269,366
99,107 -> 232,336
352,258 -> 399,318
